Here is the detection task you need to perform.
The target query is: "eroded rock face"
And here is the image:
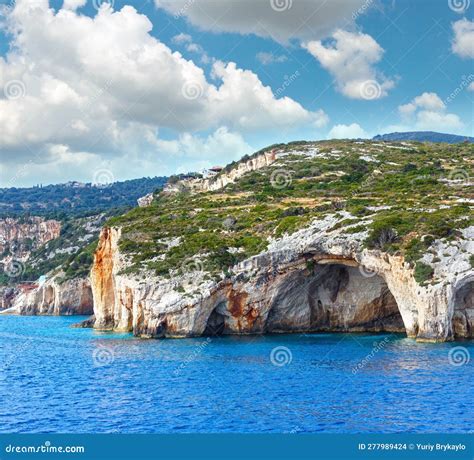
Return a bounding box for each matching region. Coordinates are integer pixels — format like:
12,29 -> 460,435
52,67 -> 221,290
1,276 -> 93,316
90,216 -> 474,342
0,217 -> 61,252
452,277 -> 474,338
163,151 -> 276,194
0,217 -> 61,269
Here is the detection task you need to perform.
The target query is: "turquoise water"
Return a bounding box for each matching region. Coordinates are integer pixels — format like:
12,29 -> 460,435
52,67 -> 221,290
0,315 -> 472,434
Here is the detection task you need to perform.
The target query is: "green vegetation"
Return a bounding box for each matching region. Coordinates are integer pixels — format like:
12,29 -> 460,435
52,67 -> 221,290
105,140 -> 473,281
0,177 -> 167,219
414,262 -> 435,284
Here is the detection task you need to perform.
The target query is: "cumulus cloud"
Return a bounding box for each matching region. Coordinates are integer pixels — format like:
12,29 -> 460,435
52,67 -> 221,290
303,30 -> 395,100
394,92 -> 464,133
155,0 -> 369,43
452,18 -> 474,59
0,124 -> 253,187
468,82 -> 474,91
62,0 -> 87,11
256,52 -> 288,65
171,33 -> 210,63
0,1 -> 327,186
399,92 -> 445,116
328,123 -> 368,139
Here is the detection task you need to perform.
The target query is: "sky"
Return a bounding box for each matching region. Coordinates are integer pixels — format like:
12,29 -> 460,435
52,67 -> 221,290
0,0 -> 472,187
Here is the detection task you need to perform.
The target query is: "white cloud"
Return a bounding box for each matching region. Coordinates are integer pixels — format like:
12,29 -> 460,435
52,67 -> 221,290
171,33 -> 193,44
0,1 -> 327,185
399,92 -> 445,116
303,30 -> 395,100
328,123 -> 368,139
1,126 -> 253,187
62,0 -> 86,11
468,82 -> 474,91
171,33 -> 210,63
209,61 -> 328,130
452,19 -> 474,59
256,52 -> 288,65
155,0 -> 370,43
394,92 -> 464,133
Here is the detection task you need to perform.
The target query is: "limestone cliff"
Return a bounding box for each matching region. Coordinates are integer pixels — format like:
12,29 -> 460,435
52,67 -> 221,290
163,150 -> 276,194
0,214 -> 101,316
88,140 -> 473,342
0,217 -> 61,264
90,216 -> 473,342
1,274 -> 93,316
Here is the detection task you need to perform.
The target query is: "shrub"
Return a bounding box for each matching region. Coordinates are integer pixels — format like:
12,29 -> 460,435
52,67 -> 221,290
366,225 -> 398,250
414,262 -> 434,284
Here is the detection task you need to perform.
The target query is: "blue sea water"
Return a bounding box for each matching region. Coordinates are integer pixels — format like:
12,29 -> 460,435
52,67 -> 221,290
0,316 -> 472,434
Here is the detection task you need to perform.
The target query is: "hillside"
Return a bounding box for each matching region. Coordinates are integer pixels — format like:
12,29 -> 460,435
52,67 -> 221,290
87,139 -> 473,343
0,176 -> 167,218
373,131 -> 474,144
108,139 -> 473,280
0,176 -> 167,289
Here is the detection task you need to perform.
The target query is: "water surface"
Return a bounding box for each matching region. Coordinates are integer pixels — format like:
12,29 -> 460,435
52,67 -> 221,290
0,316 -> 472,433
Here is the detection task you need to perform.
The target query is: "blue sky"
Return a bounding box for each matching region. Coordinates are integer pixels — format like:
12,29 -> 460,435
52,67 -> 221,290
0,0 -> 472,186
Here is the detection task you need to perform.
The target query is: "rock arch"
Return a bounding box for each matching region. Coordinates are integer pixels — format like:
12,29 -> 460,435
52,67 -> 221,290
264,259 -> 406,335
203,302 -> 227,336
452,275 -> 474,338
198,256 -> 411,338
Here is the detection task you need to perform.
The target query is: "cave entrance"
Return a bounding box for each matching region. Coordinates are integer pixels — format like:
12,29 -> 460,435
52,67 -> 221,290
265,261 -> 406,335
203,304 -> 226,336
452,279 -> 474,338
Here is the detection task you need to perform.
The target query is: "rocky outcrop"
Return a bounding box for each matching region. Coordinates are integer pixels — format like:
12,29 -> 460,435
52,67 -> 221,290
0,217 -> 61,256
164,150 -> 276,194
1,275 -> 93,316
137,193 -> 154,207
90,215 -> 474,342
0,286 -> 20,310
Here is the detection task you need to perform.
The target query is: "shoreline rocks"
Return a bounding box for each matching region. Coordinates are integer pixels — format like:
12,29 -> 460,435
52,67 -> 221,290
89,215 -> 474,342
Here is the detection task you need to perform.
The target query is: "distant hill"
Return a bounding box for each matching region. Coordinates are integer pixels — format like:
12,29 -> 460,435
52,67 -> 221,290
0,177 -> 167,218
373,131 -> 473,144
